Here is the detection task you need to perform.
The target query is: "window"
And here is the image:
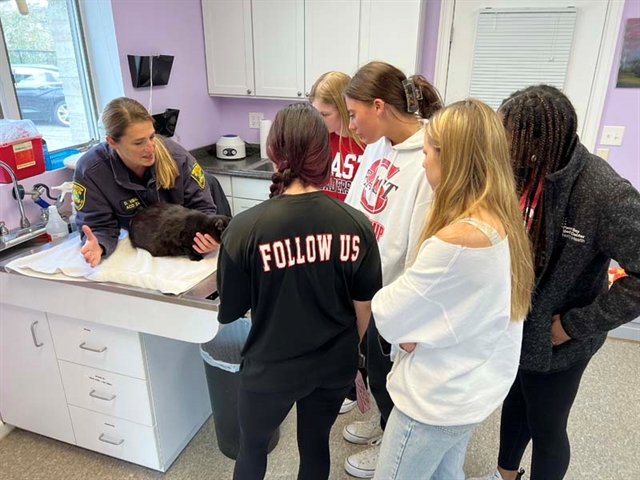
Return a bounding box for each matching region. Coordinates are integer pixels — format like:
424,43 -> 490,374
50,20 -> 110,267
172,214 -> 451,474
0,0 -> 99,151
469,7 -> 578,110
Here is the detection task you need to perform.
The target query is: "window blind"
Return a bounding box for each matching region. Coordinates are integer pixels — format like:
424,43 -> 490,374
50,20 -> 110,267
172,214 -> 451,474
469,8 -> 577,109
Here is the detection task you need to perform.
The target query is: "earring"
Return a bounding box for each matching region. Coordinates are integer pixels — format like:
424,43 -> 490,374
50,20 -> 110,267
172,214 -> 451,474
531,155 -> 537,163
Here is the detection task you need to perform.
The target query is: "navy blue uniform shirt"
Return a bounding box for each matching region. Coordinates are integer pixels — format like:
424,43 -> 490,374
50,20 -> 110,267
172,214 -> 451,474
73,137 -> 216,257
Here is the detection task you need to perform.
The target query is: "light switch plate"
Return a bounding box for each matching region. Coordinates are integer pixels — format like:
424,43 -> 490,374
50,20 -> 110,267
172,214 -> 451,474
596,148 -> 610,161
249,112 -> 264,129
600,126 -> 625,146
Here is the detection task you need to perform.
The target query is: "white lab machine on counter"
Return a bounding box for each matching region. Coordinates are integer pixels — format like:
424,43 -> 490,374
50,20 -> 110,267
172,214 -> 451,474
216,135 -> 246,160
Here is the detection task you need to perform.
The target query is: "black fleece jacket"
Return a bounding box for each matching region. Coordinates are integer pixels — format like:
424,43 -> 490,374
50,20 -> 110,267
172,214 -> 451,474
522,143 -> 640,372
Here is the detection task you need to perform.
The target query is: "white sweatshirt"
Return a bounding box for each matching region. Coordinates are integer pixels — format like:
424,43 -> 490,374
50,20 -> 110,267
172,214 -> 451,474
345,128 -> 432,286
372,236 -> 523,426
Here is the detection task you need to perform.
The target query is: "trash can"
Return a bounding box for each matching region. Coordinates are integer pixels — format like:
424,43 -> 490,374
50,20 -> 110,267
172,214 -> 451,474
200,318 -> 280,460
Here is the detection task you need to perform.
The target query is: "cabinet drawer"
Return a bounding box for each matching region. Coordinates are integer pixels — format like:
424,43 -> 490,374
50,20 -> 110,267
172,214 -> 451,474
232,196 -> 262,215
69,405 -> 160,470
232,176 -> 270,201
48,314 -> 146,380
215,174 -> 232,198
59,361 -> 154,426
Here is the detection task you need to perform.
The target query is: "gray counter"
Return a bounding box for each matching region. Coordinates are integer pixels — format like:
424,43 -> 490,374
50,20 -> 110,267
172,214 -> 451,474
190,144 -> 275,180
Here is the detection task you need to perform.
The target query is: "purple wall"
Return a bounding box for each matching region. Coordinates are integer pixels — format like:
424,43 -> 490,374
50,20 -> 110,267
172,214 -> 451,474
596,0 -> 640,189
110,0 -> 221,150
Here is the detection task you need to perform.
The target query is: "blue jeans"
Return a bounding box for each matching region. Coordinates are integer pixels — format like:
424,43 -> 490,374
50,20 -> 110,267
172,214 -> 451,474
374,407 -> 476,480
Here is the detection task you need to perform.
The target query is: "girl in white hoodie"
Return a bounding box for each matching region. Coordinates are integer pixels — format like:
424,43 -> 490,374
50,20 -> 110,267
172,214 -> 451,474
372,99 -> 535,480
342,61 -> 443,479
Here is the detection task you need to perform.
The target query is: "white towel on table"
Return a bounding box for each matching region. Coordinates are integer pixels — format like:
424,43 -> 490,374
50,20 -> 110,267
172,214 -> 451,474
5,230 -> 217,295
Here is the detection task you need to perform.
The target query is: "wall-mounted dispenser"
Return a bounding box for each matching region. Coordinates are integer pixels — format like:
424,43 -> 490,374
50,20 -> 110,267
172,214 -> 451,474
127,54 -> 175,88
152,109 -> 180,137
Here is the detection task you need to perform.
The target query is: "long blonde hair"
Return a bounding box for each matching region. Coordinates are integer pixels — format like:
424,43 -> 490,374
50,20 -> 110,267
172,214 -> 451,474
309,71 -> 364,149
420,99 -> 534,320
102,97 -> 179,189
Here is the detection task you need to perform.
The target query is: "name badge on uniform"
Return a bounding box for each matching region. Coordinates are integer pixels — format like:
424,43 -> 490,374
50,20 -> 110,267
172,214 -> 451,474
191,162 -> 206,190
122,197 -> 141,211
72,181 -> 86,211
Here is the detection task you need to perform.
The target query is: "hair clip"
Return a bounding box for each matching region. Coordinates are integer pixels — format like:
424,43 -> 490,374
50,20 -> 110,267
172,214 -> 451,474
402,78 -> 422,113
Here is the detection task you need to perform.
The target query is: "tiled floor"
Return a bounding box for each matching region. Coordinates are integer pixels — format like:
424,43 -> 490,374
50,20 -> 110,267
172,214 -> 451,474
1,339 -> 638,479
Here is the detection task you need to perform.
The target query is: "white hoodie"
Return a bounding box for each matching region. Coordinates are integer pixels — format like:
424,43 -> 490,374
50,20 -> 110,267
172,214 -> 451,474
345,127 -> 432,286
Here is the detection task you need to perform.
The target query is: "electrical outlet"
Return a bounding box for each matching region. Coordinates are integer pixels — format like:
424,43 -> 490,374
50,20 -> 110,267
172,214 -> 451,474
596,148 -> 610,161
600,126 -> 625,146
249,112 -> 264,129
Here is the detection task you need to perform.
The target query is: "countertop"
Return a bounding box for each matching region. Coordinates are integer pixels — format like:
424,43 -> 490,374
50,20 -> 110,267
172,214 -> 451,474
191,143 -> 276,180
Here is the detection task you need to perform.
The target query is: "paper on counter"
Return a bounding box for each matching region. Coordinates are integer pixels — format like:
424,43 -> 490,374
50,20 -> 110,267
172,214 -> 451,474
259,119 -> 272,159
6,230 -> 217,295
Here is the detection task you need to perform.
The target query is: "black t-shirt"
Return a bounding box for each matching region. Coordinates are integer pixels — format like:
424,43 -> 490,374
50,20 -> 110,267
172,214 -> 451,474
217,191 -> 382,392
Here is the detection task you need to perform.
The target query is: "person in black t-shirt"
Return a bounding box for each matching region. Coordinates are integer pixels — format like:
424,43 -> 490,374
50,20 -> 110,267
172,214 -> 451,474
217,103 -> 382,480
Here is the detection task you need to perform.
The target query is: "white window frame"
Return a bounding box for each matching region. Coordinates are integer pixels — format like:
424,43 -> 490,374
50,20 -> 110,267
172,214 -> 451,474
0,0 -> 101,151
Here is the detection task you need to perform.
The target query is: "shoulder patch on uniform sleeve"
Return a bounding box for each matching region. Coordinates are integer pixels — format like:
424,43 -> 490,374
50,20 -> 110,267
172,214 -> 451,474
72,181 -> 86,211
191,162 -> 206,190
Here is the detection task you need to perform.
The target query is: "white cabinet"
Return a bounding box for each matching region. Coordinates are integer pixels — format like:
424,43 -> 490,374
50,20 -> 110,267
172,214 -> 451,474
253,0 -> 305,98
202,0 -> 255,96
0,304 -> 75,444
0,303 -> 211,472
304,0 -> 361,93
49,314 -> 147,380
69,406 -> 161,470
202,0 -> 423,99
359,0 -> 424,77
217,174 -> 271,215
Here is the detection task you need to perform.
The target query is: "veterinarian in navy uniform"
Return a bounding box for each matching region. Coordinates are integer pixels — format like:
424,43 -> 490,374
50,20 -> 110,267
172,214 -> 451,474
217,104 -> 382,480
73,97 -> 217,267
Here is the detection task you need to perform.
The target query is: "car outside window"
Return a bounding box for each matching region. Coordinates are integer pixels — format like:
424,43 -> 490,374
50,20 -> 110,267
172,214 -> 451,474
0,0 -> 99,152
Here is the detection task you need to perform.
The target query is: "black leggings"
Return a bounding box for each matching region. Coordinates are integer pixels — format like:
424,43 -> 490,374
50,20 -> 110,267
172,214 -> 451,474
498,358 -> 590,480
233,374 -> 352,480
366,316 -> 394,429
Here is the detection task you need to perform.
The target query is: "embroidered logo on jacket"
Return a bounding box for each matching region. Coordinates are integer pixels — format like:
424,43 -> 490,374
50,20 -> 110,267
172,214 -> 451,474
122,197 -> 141,211
561,225 -> 586,244
72,182 -> 86,211
360,158 -> 399,215
191,163 -> 206,190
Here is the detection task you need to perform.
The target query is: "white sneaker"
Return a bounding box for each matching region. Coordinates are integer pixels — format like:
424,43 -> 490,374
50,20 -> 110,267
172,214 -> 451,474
340,398 -> 357,414
344,437 -> 382,478
467,470 -> 504,480
343,413 -> 383,444
468,468 -> 525,480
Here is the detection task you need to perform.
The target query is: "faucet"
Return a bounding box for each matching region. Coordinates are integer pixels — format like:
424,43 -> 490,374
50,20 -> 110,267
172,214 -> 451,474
0,160 -> 30,228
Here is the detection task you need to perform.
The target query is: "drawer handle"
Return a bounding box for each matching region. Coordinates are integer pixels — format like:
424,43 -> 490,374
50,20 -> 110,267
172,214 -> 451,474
30,321 -> 44,348
79,342 -> 107,353
98,433 -> 124,446
89,390 -> 116,402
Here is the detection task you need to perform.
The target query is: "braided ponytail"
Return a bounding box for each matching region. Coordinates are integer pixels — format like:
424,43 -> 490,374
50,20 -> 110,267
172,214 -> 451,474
267,103 -> 331,197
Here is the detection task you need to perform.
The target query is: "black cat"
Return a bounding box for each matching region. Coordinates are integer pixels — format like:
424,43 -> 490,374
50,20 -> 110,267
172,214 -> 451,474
129,203 -> 231,261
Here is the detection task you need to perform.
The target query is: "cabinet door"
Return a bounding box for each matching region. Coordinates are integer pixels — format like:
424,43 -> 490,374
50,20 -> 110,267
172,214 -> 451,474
232,197 -> 262,215
202,0 -> 255,96
359,0 -> 424,76
253,0 -> 305,98
0,304 -> 75,444
305,0 -> 361,94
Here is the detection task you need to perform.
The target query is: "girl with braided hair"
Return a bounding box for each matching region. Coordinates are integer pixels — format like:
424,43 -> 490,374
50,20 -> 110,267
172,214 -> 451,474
470,85 -> 640,480
216,103 -> 382,480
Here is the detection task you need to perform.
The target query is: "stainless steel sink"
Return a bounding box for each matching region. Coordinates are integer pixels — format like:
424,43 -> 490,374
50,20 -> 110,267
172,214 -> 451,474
247,159 -> 276,173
